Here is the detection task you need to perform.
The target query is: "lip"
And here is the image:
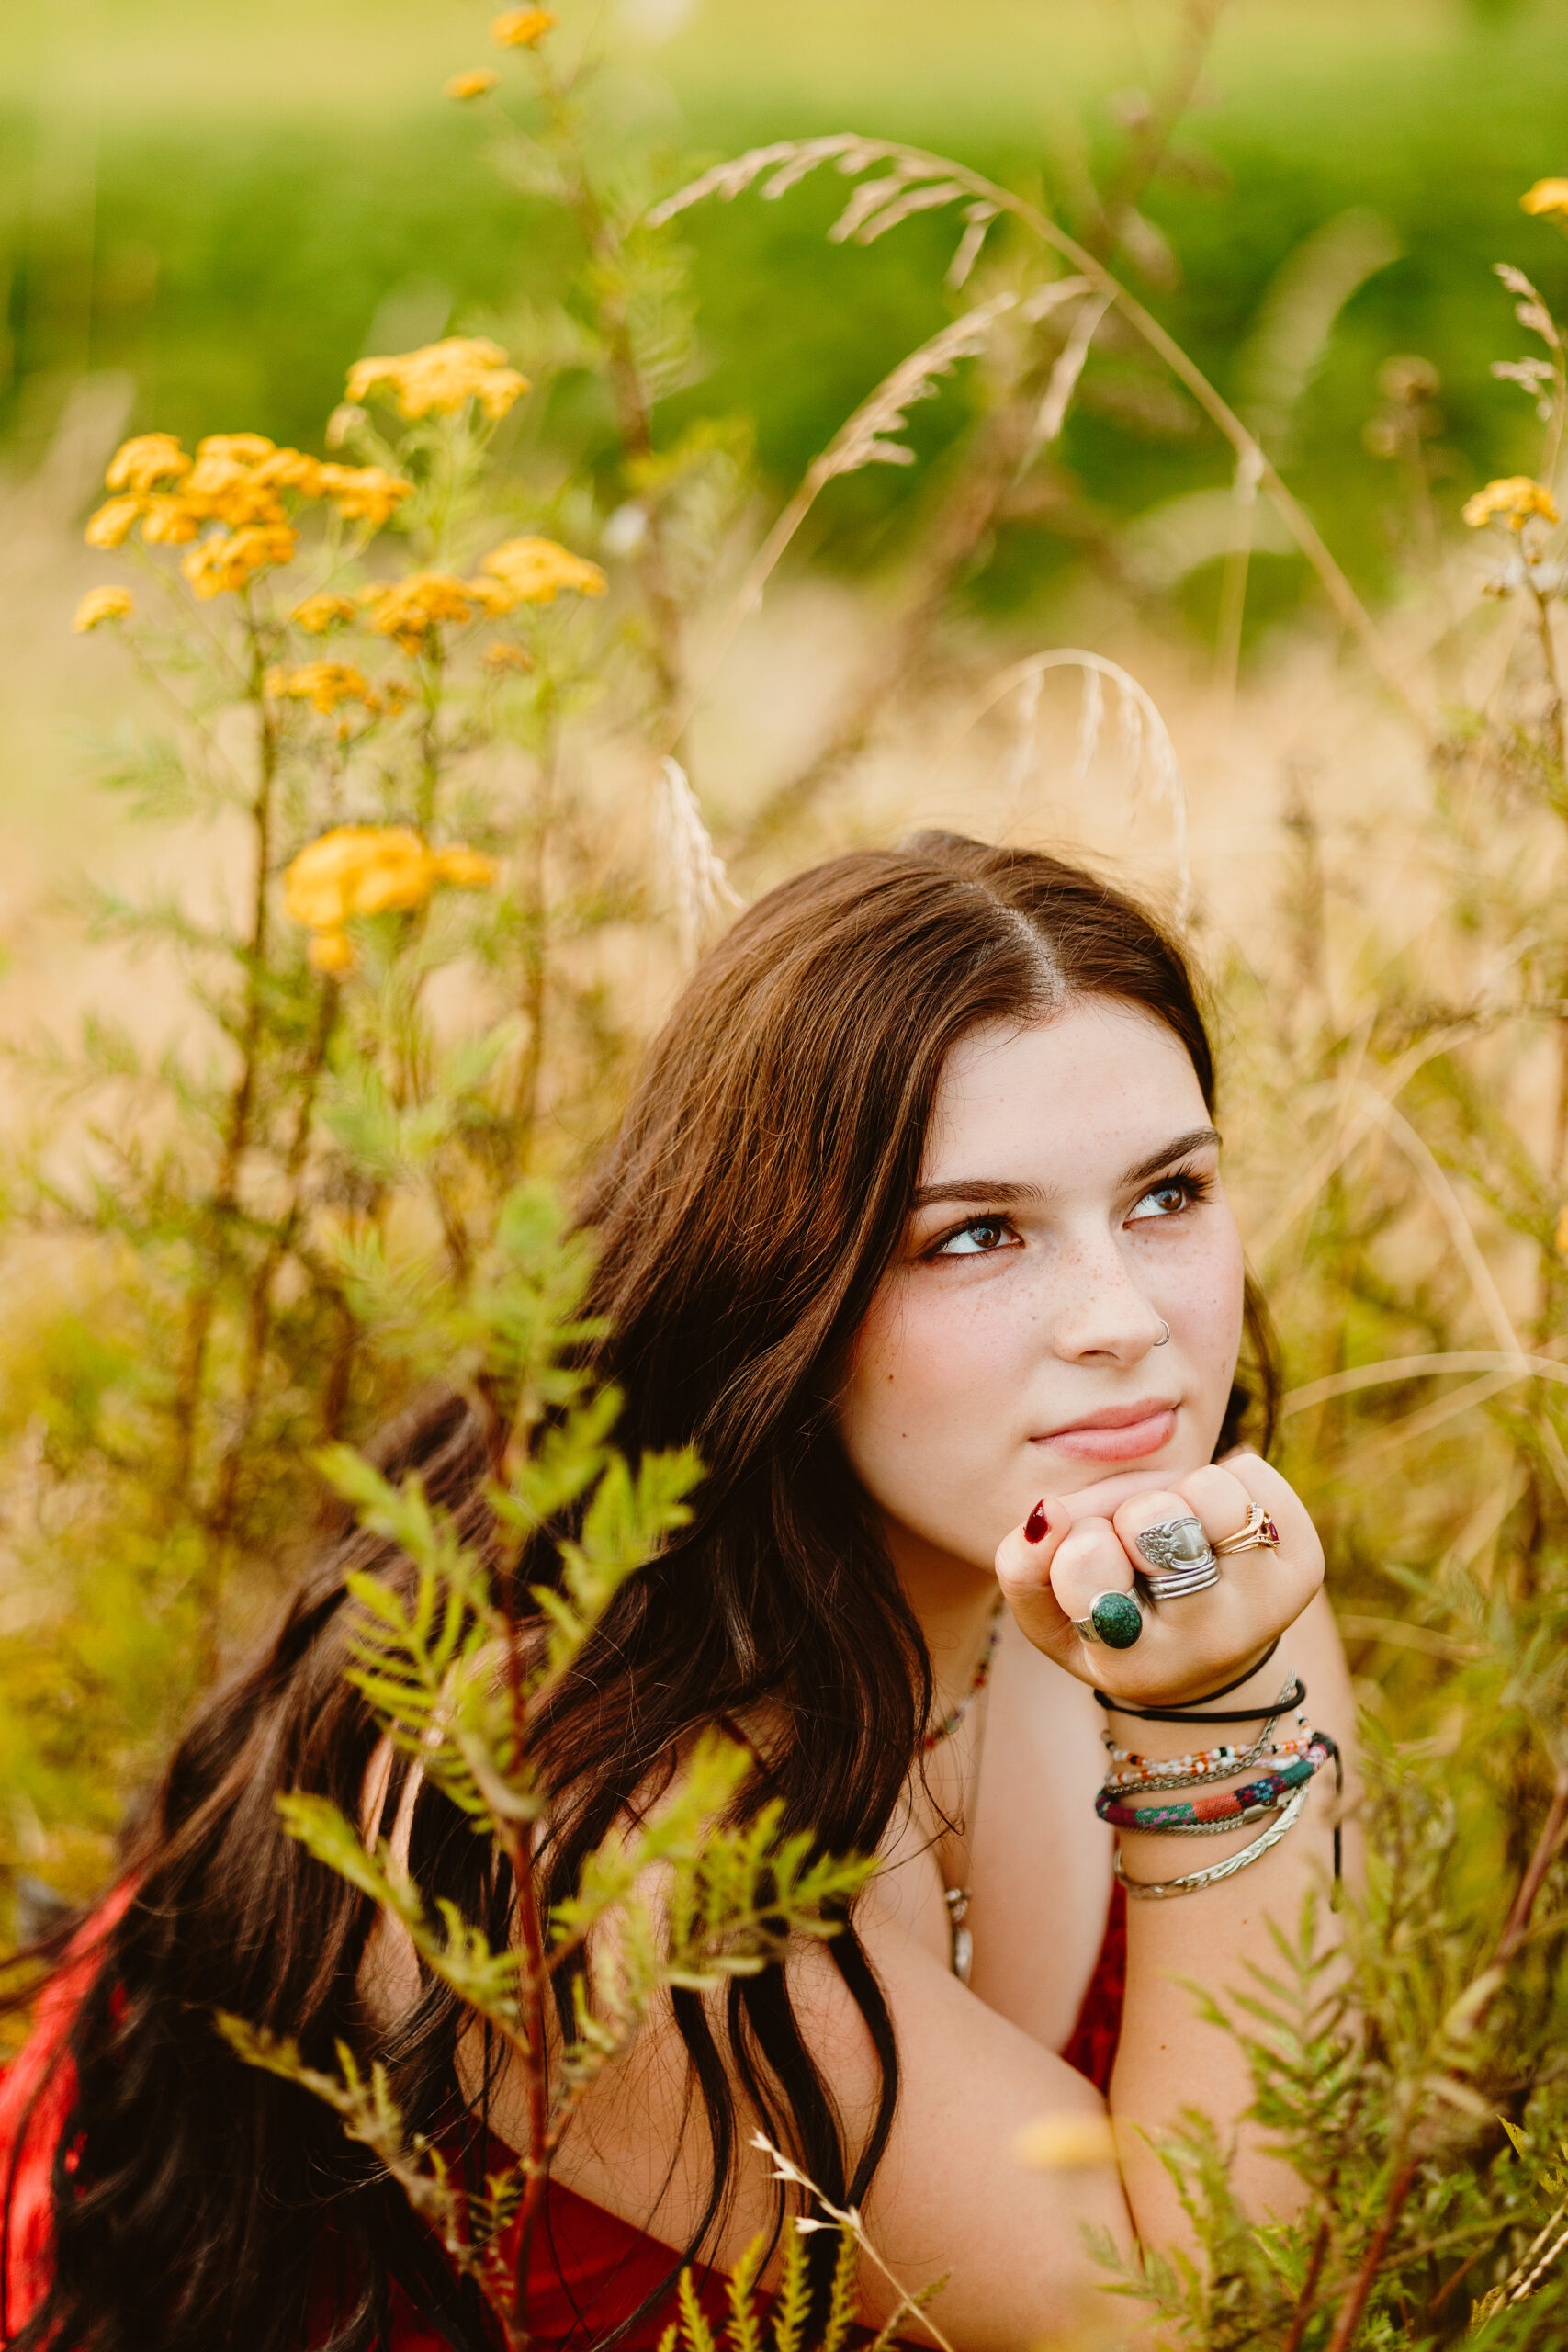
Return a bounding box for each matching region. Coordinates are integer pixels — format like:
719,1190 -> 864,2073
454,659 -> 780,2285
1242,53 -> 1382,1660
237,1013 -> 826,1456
1032,1398 -> 1179,1464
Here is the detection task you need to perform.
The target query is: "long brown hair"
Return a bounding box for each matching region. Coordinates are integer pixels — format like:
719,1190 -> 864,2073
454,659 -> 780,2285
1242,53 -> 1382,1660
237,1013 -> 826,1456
5,833 -> 1276,2351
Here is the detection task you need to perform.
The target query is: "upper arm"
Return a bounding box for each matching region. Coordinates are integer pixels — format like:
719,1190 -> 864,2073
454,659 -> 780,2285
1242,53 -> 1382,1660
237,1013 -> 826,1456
537,1907 -> 1134,2351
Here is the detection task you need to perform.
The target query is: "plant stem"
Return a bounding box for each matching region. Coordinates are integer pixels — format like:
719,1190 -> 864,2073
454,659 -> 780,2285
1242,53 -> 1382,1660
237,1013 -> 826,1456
203,975 -> 340,1552
1323,2154 -> 1418,2352
173,606 -> 278,1544
1280,2212 -> 1331,2352
1494,1764 -> 1568,1969
540,67 -> 686,719
1529,579 -> 1566,786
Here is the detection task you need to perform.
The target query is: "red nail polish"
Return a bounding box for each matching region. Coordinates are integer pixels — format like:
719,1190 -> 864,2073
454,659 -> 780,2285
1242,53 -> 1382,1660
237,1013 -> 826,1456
1024,1500 -> 1049,1544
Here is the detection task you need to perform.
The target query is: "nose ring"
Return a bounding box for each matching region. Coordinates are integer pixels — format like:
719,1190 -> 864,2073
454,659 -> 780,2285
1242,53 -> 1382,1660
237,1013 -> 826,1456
1152,1318 -> 1170,1346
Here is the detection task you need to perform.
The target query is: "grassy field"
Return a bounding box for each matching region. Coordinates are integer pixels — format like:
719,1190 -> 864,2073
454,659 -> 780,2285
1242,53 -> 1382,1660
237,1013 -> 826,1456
5,2 -> 1568,561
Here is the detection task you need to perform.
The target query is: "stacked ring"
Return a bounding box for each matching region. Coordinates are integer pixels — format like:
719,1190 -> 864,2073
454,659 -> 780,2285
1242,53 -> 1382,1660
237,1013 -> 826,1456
1134,1512 -> 1219,1600
1072,1588 -> 1145,1649
1212,1503 -> 1281,1558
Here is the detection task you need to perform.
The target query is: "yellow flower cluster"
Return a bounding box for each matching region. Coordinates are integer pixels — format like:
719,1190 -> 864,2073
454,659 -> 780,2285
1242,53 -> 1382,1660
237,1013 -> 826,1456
292,592 -> 360,634
1522,180 -> 1568,220
345,337 -> 530,422
483,640 -> 534,672
447,69 -> 499,99
491,6 -> 556,45
85,433 -> 414,597
360,571 -> 483,651
265,662 -> 378,716
285,825 -> 498,971
1462,476 -> 1561,531
184,525 -> 299,599
73,585 -> 135,632
480,536 -> 607,603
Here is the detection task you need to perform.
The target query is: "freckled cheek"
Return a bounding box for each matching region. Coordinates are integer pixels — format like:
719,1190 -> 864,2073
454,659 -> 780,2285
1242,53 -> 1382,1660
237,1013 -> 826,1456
841,1281 -> 1026,1459
1179,1227 -> 1247,1393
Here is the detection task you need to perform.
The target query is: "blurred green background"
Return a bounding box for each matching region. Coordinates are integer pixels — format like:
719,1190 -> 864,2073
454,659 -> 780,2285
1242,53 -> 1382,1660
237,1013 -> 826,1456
4,0 -> 1568,614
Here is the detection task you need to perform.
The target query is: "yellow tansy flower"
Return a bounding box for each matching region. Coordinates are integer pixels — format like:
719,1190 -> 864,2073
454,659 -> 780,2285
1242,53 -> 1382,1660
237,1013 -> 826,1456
345,336 -> 530,423
309,927 -> 355,975
254,447 -> 328,496
140,494 -> 203,547
85,497 -> 146,549
429,844 -> 499,888
1462,476 -> 1561,531
480,535 -> 607,603
285,825 -> 497,938
1522,180 -> 1568,219
266,662 -> 378,716
181,523 -> 299,598
359,571 -> 478,650
105,434 -> 190,493
316,463 -> 415,526
292,592 -> 359,634
491,6 -> 556,45
196,433 -> 276,469
447,68 -> 499,98
73,585 -> 135,632
1014,2113 -> 1118,2172
466,577 -> 519,616
482,640 -> 533,671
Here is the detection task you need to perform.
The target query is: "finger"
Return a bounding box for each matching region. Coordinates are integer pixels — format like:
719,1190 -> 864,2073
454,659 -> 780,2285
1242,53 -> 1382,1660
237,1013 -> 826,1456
995,1495 -> 1074,1649
1049,1521 -> 1136,1622
1111,1487 -> 1207,1577
997,1498 -> 1136,1659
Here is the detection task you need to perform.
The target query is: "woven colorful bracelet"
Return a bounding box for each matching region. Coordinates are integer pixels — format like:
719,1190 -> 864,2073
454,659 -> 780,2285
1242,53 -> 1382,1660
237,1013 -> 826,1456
1096,1738 -> 1330,1832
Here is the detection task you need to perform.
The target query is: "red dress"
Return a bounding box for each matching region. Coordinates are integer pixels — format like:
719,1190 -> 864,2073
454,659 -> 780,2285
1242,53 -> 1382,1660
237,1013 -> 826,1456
0,1887 -> 1124,2349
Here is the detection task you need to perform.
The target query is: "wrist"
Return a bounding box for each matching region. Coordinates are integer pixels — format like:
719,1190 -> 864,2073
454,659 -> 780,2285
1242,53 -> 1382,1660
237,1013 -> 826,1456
1099,1646 -> 1295,1760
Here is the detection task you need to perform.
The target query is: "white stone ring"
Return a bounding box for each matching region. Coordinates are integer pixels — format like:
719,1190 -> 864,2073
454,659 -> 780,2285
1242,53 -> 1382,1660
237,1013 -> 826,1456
1134,1512 -> 1220,1600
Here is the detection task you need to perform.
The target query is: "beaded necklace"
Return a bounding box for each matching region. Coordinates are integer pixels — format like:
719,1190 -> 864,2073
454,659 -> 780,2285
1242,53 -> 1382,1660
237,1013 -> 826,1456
922,1600 -> 1006,1752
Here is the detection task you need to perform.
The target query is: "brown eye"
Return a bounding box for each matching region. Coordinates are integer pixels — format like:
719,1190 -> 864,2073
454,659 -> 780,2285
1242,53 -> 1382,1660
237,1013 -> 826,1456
1127,1178 -> 1196,1224
933,1217 -> 1016,1257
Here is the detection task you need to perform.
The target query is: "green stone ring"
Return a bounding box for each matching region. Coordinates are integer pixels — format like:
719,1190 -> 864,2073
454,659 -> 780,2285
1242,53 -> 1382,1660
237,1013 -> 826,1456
1073,1589 -> 1145,1650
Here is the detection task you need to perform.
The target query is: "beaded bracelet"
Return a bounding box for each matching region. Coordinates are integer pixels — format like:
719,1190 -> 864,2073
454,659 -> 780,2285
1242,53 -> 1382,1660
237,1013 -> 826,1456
1103,1735 -> 1314,1798
1102,1727 -> 1312,1787
1097,1738 -> 1330,1833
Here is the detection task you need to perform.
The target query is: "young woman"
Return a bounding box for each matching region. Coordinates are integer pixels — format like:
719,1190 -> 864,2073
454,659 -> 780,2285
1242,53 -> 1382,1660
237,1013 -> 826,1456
1,832 -> 1355,2352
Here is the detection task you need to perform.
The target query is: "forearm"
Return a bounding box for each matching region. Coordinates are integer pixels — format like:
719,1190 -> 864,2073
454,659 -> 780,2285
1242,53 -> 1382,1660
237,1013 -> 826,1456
1106,1593 -> 1359,2252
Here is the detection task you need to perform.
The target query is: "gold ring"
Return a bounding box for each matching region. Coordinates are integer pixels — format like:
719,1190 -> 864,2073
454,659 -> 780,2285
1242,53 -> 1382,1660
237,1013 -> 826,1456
1211,1504 -> 1280,1558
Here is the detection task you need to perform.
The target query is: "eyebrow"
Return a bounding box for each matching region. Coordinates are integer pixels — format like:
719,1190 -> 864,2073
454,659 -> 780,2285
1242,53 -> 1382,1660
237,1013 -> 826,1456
910,1126 -> 1222,1211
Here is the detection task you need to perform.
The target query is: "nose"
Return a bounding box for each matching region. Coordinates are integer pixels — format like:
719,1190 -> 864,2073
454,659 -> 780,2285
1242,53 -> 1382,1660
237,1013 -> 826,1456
1045,1227 -> 1167,1365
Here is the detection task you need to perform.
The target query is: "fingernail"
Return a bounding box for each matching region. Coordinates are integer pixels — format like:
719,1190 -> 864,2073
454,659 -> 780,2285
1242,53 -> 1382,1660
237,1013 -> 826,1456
1024,1500 -> 1049,1544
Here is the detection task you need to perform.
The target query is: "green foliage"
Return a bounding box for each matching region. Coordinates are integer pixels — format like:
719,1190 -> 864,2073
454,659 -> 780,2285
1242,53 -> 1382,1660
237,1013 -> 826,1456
223,1198 -> 871,2347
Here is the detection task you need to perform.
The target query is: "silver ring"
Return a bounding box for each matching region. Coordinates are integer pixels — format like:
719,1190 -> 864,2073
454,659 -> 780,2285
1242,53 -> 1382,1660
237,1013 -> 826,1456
1071,1589 -> 1145,1649
1134,1512 -> 1219,1600
1152,1318 -> 1170,1346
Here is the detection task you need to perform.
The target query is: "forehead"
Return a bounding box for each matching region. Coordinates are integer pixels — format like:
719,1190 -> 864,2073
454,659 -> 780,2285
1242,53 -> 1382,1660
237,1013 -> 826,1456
921,999 -> 1208,1182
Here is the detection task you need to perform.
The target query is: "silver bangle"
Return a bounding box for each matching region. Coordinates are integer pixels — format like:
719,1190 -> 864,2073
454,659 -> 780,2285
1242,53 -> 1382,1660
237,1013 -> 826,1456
1113,1784 -> 1309,1899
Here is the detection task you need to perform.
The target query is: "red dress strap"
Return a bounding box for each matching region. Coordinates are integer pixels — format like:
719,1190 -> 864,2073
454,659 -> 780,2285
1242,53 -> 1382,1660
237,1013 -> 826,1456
0,1882 -> 135,2338
1058,1882 -> 1126,2094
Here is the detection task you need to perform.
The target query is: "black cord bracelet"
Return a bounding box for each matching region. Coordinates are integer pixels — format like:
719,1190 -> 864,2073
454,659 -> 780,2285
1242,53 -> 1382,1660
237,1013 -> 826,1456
1094,1671 -> 1306,1726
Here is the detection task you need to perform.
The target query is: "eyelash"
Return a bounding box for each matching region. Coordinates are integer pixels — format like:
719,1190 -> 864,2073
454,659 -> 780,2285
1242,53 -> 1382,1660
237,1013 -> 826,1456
926,1166 -> 1214,1258
1126,1166 -> 1214,1224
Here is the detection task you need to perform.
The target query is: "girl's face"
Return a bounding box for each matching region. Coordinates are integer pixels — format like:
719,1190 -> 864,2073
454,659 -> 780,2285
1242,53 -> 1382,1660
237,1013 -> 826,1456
838,997 -> 1247,1581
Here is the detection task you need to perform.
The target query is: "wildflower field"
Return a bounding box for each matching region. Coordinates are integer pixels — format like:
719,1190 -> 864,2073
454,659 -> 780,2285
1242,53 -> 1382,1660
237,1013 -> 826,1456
11,0 -> 1568,2341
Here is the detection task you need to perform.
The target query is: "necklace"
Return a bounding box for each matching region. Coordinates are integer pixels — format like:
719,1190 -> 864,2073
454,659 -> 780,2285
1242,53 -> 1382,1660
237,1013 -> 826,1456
926,1600 -> 1004,1984
922,1600 -> 1006,1751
